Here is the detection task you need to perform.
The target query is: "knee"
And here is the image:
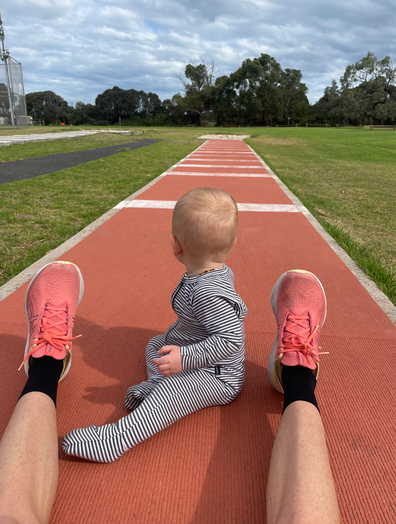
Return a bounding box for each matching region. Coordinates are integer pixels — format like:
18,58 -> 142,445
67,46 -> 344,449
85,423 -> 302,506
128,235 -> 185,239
145,335 -> 164,360
146,335 -> 163,351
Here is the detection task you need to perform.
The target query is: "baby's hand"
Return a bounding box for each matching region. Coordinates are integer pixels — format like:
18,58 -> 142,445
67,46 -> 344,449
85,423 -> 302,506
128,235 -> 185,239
152,345 -> 182,377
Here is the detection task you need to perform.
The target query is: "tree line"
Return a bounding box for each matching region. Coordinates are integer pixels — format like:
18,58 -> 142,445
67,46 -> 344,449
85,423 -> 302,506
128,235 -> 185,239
24,52 -> 396,127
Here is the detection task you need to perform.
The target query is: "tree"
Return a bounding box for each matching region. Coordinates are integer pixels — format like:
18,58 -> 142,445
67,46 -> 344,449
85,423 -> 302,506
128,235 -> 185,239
214,54 -> 309,126
0,82 -> 11,118
95,86 -> 163,124
280,69 -> 309,123
213,75 -> 239,126
311,80 -> 342,124
313,53 -> 396,125
26,91 -> 72,124
69,102 -> 100,125
176,62 -> 217,125
340,52 -> 396,124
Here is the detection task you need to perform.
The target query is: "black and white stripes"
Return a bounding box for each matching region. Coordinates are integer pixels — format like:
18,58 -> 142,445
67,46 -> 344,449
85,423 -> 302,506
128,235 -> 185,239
62,265 -> 247,463
63,368 -> 238,463
167,265 -> 247,376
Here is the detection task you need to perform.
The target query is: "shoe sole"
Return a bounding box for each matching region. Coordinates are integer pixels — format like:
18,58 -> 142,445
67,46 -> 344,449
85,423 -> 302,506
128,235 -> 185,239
23,261 -> 84,380
268,270 -> 327,393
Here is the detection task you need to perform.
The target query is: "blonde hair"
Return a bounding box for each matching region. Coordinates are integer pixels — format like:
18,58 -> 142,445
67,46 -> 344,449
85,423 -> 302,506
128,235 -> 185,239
172,187 -> 238,260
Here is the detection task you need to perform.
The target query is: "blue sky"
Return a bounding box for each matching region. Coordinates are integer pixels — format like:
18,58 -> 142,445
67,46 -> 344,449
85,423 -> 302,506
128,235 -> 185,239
1,0 -> 394,107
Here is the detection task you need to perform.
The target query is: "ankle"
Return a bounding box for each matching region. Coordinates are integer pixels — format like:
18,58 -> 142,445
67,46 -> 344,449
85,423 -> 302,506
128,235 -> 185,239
281,365 -> 319,414
19,357 -> 64,407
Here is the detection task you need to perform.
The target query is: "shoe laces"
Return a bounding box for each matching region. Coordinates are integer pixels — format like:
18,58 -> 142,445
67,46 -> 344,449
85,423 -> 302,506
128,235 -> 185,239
18,303 -> 81,371
281,313 -> 328,362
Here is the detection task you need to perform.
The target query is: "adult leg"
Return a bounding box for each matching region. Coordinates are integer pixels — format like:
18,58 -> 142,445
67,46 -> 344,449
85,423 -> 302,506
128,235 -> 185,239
63,369 -> 237,463
0,393 -> 58,524
267,401 -> 339,524
267,270 -> 340,524
0,261 -> 83,524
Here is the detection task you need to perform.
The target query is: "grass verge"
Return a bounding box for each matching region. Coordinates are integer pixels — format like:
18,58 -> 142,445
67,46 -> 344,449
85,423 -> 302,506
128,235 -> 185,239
246,127 -> 396,306
0,132 -> 199,286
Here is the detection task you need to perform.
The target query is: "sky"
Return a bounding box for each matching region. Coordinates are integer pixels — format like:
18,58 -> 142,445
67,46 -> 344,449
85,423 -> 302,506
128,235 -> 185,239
1,0 -> 395,107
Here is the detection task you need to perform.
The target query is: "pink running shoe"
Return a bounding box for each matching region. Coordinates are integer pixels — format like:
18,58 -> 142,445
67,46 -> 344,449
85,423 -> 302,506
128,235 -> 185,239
19,261 -> 84,381
268,270 -> 327,393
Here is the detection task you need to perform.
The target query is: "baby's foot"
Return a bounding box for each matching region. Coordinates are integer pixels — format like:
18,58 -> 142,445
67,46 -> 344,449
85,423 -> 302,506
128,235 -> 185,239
124,379 -> 159,410
124,385 -> 145,410
62,422 -> 126,463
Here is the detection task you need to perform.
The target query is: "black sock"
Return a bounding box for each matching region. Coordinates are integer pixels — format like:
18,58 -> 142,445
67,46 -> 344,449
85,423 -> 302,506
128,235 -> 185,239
281,365 -> 319,414
19,356 -> 64,407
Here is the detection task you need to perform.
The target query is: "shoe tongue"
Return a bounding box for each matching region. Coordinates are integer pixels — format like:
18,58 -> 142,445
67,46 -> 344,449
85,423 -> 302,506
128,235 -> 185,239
284,309 -> 310,339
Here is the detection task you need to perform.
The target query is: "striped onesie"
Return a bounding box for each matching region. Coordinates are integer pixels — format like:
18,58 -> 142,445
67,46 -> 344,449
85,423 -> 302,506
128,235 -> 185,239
63,264 -> 248,463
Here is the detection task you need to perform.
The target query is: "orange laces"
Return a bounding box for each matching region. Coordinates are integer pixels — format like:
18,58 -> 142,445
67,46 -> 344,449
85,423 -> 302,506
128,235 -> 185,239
281,314 -> 328,362
18,304 -> 81,371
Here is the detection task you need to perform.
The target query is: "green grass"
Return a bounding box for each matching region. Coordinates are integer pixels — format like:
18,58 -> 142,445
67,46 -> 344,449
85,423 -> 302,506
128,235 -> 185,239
245,127 -> 396,305
1,126 -> 395,308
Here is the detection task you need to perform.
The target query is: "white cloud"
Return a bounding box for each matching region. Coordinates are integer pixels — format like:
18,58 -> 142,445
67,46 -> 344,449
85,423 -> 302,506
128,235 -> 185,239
1,0 -> 395,106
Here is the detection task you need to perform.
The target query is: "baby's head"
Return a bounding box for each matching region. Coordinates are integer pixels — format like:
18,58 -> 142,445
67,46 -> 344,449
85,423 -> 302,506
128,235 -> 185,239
172,187 -> 238,263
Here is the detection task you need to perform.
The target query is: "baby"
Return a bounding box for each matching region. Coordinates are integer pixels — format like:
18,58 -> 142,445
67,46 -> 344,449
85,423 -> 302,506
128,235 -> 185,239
63,187 -> 248,463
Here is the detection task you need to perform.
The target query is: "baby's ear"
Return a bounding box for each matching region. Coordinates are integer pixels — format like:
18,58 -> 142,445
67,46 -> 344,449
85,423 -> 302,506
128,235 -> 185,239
170,234 -> 183,256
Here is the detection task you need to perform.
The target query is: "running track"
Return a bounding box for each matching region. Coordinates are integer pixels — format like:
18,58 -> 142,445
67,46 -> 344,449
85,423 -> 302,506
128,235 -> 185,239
1,139 -> 396,523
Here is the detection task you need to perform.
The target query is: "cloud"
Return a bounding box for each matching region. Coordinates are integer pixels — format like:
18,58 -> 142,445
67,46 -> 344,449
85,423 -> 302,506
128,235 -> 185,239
1,0 -> 395,106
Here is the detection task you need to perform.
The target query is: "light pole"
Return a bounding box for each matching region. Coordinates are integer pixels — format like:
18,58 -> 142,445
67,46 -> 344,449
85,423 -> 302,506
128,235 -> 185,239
0,10 -> 15,126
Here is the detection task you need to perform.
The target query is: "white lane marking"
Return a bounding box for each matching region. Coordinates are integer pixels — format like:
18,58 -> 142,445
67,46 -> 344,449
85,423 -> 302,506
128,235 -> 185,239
238,203 -> 300,212
186,159 -> 260,163
197,151 -> 251,154
180,164 -> 264,168
192,151 -> 253,154
115,200 -> 176,209
114,200 -> 300,212
168,172 -> 270,177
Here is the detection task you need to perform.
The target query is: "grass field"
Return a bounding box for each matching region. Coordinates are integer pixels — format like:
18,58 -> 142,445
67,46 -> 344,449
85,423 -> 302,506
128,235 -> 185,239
0,126 -> 395,306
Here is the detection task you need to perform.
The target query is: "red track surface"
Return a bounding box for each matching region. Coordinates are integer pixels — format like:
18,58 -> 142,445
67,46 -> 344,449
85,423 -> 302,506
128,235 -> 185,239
1,140 -> 396,523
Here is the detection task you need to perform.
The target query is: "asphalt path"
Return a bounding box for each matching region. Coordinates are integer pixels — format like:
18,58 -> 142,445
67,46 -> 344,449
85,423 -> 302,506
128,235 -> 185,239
0,139 -> 161,184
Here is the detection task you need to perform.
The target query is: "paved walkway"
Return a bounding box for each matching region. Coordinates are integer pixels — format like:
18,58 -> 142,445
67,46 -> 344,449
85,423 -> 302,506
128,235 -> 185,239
0,139 -> 161,184
1,140 -> 396,523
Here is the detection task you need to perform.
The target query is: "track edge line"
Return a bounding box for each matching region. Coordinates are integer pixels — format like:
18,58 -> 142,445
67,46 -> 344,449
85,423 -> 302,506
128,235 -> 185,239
245,143 -> 396,325
0,140 -> 208,302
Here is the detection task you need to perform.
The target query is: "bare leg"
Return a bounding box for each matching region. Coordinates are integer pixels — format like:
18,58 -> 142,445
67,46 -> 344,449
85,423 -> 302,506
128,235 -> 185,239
267,401 -> 340,524
0,393 -> 58,524
0,261 -> 83,524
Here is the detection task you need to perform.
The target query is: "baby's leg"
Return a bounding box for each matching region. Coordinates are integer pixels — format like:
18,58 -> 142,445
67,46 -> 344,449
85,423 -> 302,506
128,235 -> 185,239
124,335 -> 166,410
63,370 -> 237,463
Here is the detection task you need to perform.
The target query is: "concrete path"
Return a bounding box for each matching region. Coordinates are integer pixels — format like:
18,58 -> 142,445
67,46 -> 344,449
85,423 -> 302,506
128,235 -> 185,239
0,129 -> 141,147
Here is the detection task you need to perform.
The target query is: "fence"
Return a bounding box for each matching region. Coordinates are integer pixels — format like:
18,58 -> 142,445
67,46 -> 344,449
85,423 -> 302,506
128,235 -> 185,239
0,56 -> 28,128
